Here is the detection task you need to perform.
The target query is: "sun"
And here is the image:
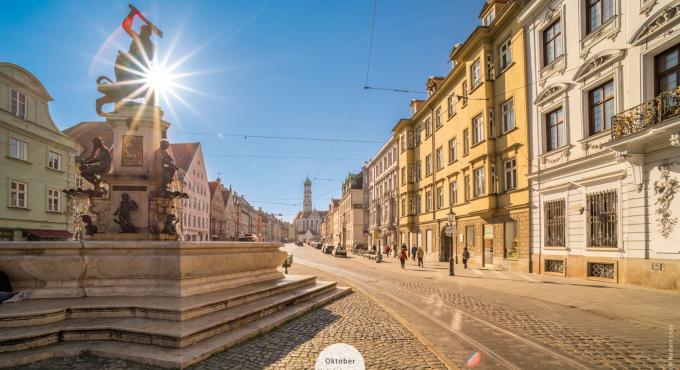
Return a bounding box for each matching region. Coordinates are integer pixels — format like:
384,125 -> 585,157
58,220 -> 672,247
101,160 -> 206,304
143,63 -> 173,96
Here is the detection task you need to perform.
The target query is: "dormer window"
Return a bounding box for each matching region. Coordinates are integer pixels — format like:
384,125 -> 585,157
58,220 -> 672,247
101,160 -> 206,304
10,89 -> 26,119
483,9 -> 495,26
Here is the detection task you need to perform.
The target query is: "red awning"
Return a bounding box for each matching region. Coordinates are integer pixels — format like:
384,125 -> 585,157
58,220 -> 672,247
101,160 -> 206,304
25,229 -> 73,239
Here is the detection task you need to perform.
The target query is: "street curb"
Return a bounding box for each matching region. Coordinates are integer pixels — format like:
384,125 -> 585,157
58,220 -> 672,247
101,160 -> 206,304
297,261 -> 459,370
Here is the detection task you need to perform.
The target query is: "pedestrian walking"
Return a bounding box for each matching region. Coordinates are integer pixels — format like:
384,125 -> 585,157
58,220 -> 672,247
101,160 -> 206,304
385,245 -> 391,257
416,246 -> 424,268
411,245 -> 417,261
462,247 -> 470,269
399,246 -> 407,269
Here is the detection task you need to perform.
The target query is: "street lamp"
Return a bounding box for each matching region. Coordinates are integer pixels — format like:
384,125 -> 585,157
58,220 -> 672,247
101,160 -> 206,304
447,208 -> 456,276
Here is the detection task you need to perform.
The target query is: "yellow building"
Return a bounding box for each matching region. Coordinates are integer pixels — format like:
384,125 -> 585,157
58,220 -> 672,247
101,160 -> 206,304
394,0 -> 530,271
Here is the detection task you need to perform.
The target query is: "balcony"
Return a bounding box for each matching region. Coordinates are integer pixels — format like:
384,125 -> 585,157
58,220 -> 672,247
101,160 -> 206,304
611,87 -> 680,146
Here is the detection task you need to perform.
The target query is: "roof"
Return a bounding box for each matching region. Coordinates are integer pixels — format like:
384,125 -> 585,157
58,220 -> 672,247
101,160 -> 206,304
294,210 -> 322,220
222,189 -> 232,205
63,121 -> 111,152
169,142 -> 200,172
208,181 -> 220,196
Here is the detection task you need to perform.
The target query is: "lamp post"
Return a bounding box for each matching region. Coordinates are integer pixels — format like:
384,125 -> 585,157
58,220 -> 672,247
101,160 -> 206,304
447,208 -> 456,276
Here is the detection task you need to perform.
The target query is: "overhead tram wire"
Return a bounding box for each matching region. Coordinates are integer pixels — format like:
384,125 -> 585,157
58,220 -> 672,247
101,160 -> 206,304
170,132 -> 383,144
314,0 -> 379,178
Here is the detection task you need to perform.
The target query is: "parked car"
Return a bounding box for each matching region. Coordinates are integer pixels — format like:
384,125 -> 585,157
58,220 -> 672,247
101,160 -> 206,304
315,243 -> 323,249
323,245 -> 335,254
296,242 -> 304,247
238,233 -> 260,242
352,243 -> 368,255
333,246 -> 347,258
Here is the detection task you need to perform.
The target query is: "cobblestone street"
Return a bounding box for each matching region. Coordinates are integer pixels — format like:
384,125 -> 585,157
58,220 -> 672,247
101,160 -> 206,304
10,263 -> 445,370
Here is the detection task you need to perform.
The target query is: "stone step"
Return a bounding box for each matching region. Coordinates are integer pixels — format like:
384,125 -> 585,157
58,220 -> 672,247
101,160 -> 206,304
0,281 -> 339,353
0,274 -> 317,328
0,286 -> 352,369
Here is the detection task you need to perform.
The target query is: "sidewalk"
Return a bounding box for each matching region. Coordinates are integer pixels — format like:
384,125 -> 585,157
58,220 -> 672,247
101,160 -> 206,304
350,252 -> 680,329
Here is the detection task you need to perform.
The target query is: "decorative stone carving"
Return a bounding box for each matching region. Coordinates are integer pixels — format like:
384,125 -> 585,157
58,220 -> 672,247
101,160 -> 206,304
535,83 -> 568,105
580,15 -> 621,58
671,131 -> 680,146
572,49 -> 625,82
641,0 -> 659,15
653,164 -> 679,238
121,135 -> 143,166
630,0 -> 680,46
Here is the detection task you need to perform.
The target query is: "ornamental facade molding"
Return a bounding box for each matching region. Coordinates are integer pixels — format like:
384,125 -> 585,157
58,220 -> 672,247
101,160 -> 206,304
654,163 -> 679,238
572,49 -> 625,82
629,0 -> 680,46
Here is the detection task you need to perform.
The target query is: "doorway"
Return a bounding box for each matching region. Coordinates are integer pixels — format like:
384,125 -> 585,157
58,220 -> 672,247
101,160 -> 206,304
483,224 -> 494,267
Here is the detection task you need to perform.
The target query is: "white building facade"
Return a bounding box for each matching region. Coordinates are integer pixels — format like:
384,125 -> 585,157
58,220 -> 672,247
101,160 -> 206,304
365,138 -> 399,253
520,0 -> 680,290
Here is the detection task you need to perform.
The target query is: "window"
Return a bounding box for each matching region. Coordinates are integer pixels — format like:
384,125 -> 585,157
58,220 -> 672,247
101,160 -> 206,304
409,195 -> 415,215
9,137 -> 28,161
463,129 -> 470,155
449,181 -> 458,205
415,126 -> 422,146
47,188 -> 60,212
474,167 -> 485,197
588,80 -> 615,135
464,175 -> 471,201
472,115 -> 484,144
499,38 -> 512,71
400,134 -> 406,152
425,191 -> 432,212
546,107 -> 566,151
543,19 -> 563,65
416,193 -> 421,214
416,161 -> 422,181
408,164 -> 415,182
471,59 -> 481,87
587,190 -> 617,247
655,44 -> 680,94
504,159 -> 517,191
435,147 -> 443,170
483,9 -> 495,26
490,165 -> 497,194
462,81 -> 468,105
544,199 -> 565,247
501,99 -> 515,133
10,89 -> 27,119
47,151 -> 62,170
436,187 -> 443,209
401,198 -> 406,216
425,119 -> 432,137
425,155 -> 432,176
401,167 -> 406,185
504,221 -> 517,259
448,138 -> 457,162
448,95 -> 456,117
9,181 -> 27,208
407,130 -> 414,147
586,0 -> 614,34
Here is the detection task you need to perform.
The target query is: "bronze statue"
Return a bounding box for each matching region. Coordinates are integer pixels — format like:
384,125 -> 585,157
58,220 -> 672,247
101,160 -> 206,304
79,137 -> 112,194
162,213 -> 179,235
81,215 -> 98,236
96,4 -> 163,116
113,193 -> 138,233
160,139 -> 178,192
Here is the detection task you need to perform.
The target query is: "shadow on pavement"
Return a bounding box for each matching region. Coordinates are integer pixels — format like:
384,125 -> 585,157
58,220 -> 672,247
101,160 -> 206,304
455,275 -> 616,289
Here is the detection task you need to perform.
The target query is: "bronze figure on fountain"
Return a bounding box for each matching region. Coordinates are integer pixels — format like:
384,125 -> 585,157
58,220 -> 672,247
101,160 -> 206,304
96,4 -> 163,116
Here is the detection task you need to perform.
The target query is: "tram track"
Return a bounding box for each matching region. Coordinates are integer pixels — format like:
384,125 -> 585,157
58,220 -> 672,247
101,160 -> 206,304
296,257 -> 591,370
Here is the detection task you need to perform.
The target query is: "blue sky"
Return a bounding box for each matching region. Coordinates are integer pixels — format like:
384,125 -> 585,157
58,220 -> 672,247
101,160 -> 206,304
1,0 -> 482,221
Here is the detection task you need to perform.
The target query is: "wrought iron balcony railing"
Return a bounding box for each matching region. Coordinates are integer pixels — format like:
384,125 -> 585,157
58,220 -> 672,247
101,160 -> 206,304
611,87 -> 680,140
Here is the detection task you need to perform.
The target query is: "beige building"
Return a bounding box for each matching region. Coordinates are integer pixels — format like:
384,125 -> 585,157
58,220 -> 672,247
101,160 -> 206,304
208,178 -> 226,240
173,143 -> 210,241
337,172 -> 367,249
394,0 -> 531,270
365,138 -> 399,252
222,186 -> 236,240
0,62 -> 78,240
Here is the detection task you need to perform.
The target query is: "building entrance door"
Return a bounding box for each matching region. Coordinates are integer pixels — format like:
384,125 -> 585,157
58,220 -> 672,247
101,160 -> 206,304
483,224 -> 494,267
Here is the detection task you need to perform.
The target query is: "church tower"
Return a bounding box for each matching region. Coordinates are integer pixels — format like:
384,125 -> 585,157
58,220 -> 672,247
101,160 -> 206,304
303,177 -> 312,212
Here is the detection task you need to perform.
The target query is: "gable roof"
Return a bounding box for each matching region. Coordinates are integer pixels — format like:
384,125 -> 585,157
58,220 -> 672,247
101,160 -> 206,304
222,189 -> 232,205
63,121 -> 112,153
169,142 -> 200,172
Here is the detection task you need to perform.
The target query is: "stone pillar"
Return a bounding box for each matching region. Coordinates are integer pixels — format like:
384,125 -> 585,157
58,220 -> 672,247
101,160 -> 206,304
101,103 -> 169,234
